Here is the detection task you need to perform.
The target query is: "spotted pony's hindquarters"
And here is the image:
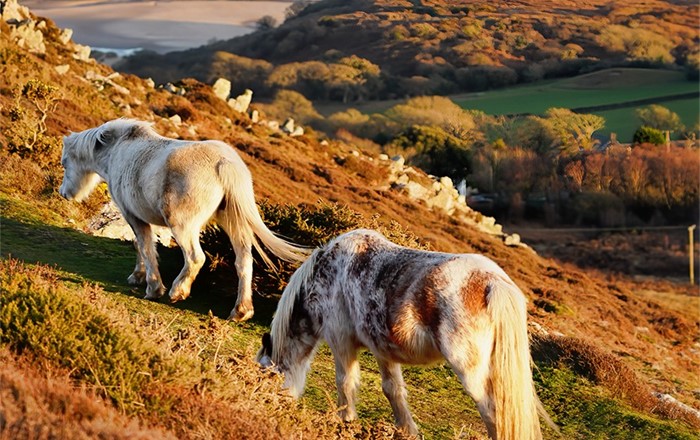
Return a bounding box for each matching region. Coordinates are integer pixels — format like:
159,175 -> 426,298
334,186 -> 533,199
258,229 -> 552,439
59,119 -> 309,322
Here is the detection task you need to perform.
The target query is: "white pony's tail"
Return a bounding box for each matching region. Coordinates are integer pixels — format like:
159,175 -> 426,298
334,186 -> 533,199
487,280 -> 546,440
216,156 -> 309,268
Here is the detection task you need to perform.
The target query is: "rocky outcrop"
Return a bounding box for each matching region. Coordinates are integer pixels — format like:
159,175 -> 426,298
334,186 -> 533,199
88,202 -> 173,246
212,78 -> 231,102
85,70 -> 130,95
228,88 -> 253,113
384,154 -> 529,249
2,0 -> 46,54
2,0 -> 90,60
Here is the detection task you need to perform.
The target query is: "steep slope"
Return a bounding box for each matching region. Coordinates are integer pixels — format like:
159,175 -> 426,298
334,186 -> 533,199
1,2 -> 698,438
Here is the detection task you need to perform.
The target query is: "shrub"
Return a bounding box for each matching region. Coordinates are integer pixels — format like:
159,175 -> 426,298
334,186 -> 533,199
409,23 -> 439,39
633,125 -> 665,145
388,125 -> 472,179
386,25 -> 410,41
635,105 -> 685,132
3,79 -> 62,165
385,95 -> 476,138
200,201 -> 427,293
258,89 -> 322,125
0,259 -> 180,413
256,15 -> 278,30
207,52 -> 273,94
568,191 -> 625,226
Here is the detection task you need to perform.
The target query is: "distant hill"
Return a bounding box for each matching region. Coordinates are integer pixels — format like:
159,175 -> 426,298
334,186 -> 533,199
116,0 -> 699,100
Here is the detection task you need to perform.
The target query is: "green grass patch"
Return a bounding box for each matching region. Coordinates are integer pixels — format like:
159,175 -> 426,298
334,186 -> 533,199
0,259 -> 186,413
1,216 -> 136,293
535,367 -> 697,440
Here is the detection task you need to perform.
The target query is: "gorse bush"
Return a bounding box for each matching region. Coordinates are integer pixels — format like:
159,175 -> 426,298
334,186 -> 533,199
0,259 -> 181,413
3,79 -> 62,165
200,201 -> 426,293
633,125 -> 666,145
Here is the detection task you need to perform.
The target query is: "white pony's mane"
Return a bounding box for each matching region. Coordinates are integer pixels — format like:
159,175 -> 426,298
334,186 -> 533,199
270,246 -> 322,362
67,118 -> 158,160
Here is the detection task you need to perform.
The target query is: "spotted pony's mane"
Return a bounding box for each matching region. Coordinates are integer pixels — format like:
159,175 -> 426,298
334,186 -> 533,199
269,246 -> 322,362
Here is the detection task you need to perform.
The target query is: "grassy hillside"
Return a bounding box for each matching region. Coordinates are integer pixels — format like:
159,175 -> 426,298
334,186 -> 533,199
115,0 -> 699,100
1,3 -> 699,439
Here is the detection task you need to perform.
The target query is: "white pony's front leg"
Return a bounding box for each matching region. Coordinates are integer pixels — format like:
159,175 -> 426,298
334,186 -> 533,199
127,239 -> 147,285
125,215 -> 165,299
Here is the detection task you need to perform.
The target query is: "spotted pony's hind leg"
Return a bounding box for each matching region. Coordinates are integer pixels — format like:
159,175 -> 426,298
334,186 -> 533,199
377,359 -> 419,436
444,336 -> 497,440
328,342 -> 360,421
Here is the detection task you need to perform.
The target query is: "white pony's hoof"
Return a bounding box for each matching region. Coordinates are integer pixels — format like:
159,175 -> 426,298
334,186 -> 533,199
144,284 -> 165,300
168,289 -> 190,303
127,272 -> 146,285
228,307 -> 254,322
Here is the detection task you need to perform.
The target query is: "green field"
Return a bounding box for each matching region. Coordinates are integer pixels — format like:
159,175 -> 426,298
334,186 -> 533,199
592,97 -> 699,141
453,68 -> 699,142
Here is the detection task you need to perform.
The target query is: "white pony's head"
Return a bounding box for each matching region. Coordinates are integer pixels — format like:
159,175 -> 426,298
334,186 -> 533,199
59,119 -> 153,202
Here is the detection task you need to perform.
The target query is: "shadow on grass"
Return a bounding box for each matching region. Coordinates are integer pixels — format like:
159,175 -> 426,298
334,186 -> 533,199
0,217 -> 280,325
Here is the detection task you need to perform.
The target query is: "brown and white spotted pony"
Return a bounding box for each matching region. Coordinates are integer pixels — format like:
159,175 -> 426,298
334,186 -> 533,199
257,229 -> 551,439
59,119 -> 308,321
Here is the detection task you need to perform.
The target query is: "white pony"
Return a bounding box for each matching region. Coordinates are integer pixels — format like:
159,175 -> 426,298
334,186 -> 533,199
257,229 -> 552,439
59,119 -> 308,321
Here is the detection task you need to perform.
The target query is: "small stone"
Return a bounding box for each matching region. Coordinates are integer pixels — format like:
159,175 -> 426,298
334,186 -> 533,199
73,44 -> 91,61
59,28 -> 73,45
504,234 -> 521,246
391,155 -> 405,168
440,176 -> 453,189
169,114 -> 182,126
281,118 -> 295,133
212,78 -> 231,101
54,64 -> 70,75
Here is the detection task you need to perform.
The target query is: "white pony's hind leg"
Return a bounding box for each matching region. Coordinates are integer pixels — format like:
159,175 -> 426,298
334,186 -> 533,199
377,359 -> 419,436
226,235 -> 254,322
124,215 -> 165,299
168,223 -> 206,303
